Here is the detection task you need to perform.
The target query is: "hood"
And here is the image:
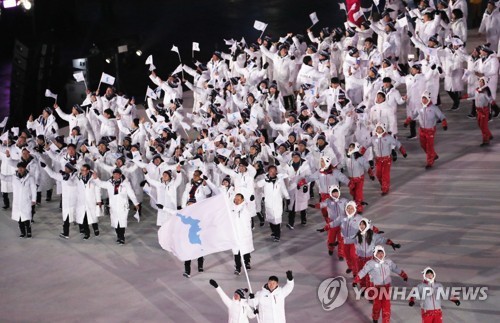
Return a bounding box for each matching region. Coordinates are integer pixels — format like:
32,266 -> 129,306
345,201 -> 357,218
329,185 -> 340,200
359,217 -> 371,235
347,142 -> 360,156
374,245 -> 386,263
422,267 -> 436,284
375,122 -> 386,138
421,91 -> 432,106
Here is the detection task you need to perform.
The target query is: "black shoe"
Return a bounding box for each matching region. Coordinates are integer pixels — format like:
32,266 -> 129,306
425,165 -> 433,169
59,233 -> 69,239
19,234 -> 26,239
406,135 -> 417,140
245,264 -> 251,270
273,237 -> 280,242
45,198 -> 52,202
2,205 -> 9,210
234,270 -> 241,276
467,113 -> 476,119
26,232 -> 32,238
118,240 -> 125,245
259,221 -> 265,227
286,224 -> 294,230
381,192 -> 389,196
480,142 -> 490,147
83,235 -> 90,240
183,272 -> 190,278
328,250 -> 333,256
346,268 -> 352,274
434,155 -> 439,160
449,106 -> 460,111
94,230 -> 100,236
338,257 -> 344,261
198,267 -> 204,273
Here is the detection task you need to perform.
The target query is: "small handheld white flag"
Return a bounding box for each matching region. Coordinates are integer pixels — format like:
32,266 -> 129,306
339,3 -> 346,11
353,10 -> 363,21
253,20 -> 268,31
227,111 -> 242,123
0,116 -> 8,128
172,64 -> 183,76
100,73 -> 115,85
224,39 -> 236,46
171,45 -> 179,54
0,132 -> 8,141
146,86 -> 158,100
309,12 -> 319,26
192,42 -> 200,52
45,89 -> 58,101
145,55 -> 153,65
133,211 -> 140,223
73,72 -> 85,82
398,16 -> 408,28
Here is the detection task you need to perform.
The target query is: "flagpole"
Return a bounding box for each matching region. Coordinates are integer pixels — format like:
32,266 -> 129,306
83,78 -> 88,91
258,28 -> 266,40
222,194 -> 261,323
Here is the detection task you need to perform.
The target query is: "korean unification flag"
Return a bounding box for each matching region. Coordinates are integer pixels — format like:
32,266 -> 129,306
73,71 -> 85,82
253,20 -> 268,31
146,86 -> 158,100
192,42 -> 200,52
100,72 -> 115,85
158,194 -> 237,261
45,89 -> 58,100
309,12 -> 319,26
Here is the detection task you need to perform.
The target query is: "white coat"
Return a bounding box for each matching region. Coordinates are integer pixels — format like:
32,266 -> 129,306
146,172 -> 182,226
257,176 -> 289,225
43,167 -> 79,222
478,55 -> 499,100
0,172 -> 36,221
442,47 -> 466,92
260,45 -> 296,96
215,287 -> 256,323
55,108 -> 95,143
75,175 -> 102,224
93,177 -> 138,228
0,148 -> 15,193
230,202 -> 254,255
282,160 -> 311,212
252,279 -> 294,323
479,9 -> 500,50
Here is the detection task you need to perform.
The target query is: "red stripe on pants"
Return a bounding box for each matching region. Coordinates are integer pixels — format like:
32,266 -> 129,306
327,226 -> 344,257
349,176 -> 365,212
344,243 -> 358,276
419,127 -> 437,167
320,193 -> 330,224
375,156 -> 392,194
421,309 -> 443,323
477,107 -> 492,143
372,284 -> 391,323
357,256 -> 372,288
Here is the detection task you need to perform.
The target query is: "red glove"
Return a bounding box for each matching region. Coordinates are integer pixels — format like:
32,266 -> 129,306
400,271 -> 408,281
323,224 -> 331,231
403,117 -> 411,127
399,146 -> 407,158
359,146 -> 367,155
314,203 -> 321,209
441,119 -> 448,131
353,275 -> 361,286
372,225 -> 380,233
297,178 -> 307,188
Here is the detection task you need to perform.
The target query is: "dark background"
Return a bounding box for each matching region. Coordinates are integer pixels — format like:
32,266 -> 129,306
0,0 -> 352,126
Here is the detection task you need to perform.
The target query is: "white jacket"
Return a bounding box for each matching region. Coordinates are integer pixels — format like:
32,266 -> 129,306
230,202 -> 254,255
1,172 -> 36,221
75,175 -> 102,224
256,176 -> 289,225
215,287 -> 256,323
252,279 -> 294,323
93,177 -> 138,228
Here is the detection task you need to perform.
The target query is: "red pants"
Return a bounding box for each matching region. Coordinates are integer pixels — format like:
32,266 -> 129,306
349,176 -> 365,212
327,226 -> 344,257
421,309 -> 443,323
320,193 -> 330,223
375,156 -> 392,194
419,127 -> 437,167
373,284 -> 391,323
357,257 -> 373,288
477,107 -> 492,143
344,243 -> 358,276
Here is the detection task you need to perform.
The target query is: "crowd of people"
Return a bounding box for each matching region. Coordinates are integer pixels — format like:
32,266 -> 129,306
1,0 -> 499,322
